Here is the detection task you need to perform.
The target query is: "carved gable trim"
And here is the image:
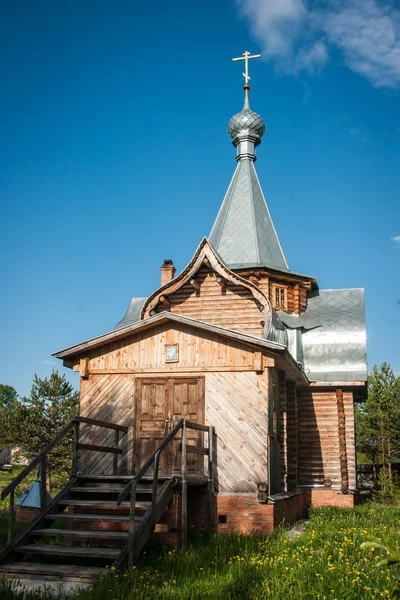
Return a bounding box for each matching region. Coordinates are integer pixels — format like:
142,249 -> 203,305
141,238 -> 273,335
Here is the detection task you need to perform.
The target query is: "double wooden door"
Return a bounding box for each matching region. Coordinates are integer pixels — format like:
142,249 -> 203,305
135,377 -> 205,477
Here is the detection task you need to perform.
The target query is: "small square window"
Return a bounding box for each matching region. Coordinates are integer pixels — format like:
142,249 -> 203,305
165,344 -> 179,363
218,514 -> 227,524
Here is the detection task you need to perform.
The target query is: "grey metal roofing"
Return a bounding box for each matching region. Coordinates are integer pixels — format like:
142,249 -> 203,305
228,104 -> 265,141
114,297 -> 146,330
209,158 -> 290,272
279,289 -> 367,383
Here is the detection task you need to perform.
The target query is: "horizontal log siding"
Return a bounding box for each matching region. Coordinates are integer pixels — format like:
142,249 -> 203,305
286,380 -> 298,491
157,267 -> 264,337
241,273 -> 310,314
297,389 -> 356,490
205,371 -> 269,494
344,391 -> 356,490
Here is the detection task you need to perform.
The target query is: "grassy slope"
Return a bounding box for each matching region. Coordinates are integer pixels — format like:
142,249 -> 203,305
0,467 -> 399,599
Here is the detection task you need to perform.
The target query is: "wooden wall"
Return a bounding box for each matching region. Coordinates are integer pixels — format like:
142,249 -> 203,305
205,371 -> 269,494
78,371 -> 270,492
72,322 -> 270,374
75,321 -> 272,488
241,272 -> 309,314
153,267 -> 264,337
297,389 -> 356,490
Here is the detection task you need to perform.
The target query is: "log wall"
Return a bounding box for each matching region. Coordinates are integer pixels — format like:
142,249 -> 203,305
297,389 -> 356,490
240,272 -> 309,314
154,267 -> 264,337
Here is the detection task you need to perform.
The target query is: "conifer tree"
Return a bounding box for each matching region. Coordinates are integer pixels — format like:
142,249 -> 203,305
21,370 -> 79,485
357,362 -> 400,481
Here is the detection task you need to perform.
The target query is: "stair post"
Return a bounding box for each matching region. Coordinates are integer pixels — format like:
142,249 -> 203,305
128,480 -> 137,568
181,420 -> 188,551
7,490 -> 14,546
40,457 -> 47,510
208,426 -> 214,529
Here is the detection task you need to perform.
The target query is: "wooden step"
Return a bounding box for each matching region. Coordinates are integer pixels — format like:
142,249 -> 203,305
58,500 -> 151,509
0,562 -> 107,583
32,528 -> 129,540
71,486 -> 157,494
76,475 -> 171,483
15,544 -> 120,559
45,513 -> 139,523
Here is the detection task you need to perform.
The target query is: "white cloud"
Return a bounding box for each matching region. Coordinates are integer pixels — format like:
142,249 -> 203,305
391,235 -> 400,246
237,0 -> 400,88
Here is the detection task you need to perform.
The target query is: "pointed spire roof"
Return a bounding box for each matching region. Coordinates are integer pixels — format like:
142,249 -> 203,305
209,64 -> 289,272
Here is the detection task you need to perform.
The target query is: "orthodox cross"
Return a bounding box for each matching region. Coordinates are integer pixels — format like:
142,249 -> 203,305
232,50 -> 261,85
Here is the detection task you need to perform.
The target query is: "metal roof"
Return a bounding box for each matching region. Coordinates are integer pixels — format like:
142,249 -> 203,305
209,158 -> 290,272
16,480 -> 52,508
279,289 -> 367,383
114,297 -> 146,330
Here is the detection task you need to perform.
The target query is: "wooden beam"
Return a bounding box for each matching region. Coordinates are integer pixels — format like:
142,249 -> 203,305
263,356 -> 275,368
80,358 -> 89,379
217,276 -> 227,294
183,444 -> 209,456
254,351 -> 263,373
336,388 -> 349,494
190,278 -> 200,290
76,443 -> 122,455
74,416 -> 129,433
159,296 -> 170,306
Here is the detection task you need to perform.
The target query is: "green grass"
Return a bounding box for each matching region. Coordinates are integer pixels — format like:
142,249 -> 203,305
0,466 -> 400,599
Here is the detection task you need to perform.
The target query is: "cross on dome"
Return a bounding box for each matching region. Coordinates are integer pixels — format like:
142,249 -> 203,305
232,50 -> 261,86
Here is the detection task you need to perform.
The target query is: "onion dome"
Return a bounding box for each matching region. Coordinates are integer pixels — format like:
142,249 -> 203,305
228,85 -> 265,161
228,87 -> 265,140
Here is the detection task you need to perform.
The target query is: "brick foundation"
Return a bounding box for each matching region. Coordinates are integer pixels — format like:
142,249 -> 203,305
15,506 -> 40,523
304,488 -> 354,508
216,491 -> 306,534
62,486 -> 355,550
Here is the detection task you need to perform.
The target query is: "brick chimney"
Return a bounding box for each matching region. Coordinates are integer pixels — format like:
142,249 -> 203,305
160,260 -> 176,286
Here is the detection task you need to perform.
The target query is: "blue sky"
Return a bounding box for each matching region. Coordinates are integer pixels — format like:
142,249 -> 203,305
1,0 -> 399,397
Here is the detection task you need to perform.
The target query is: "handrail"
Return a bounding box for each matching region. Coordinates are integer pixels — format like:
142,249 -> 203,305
119,417 -> 214,565
1,416 -> 129,500
1,421 -> 75,501
74,416 -> 129,433
117,419 -> 184,506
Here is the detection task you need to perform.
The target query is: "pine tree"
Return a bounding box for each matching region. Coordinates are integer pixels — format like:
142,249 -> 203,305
361,363 -> 400,480
21,370 -> 79,486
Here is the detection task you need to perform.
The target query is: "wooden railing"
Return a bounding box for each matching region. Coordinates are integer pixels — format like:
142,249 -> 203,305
117,418 -> 214,565
1,416 -> 129,545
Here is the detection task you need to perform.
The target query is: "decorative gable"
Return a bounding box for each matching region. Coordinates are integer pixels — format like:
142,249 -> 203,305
141,238 -> 272,338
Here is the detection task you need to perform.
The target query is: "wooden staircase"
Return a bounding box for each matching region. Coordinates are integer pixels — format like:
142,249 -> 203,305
0,474 -> 176,583
0,417 -> 214,584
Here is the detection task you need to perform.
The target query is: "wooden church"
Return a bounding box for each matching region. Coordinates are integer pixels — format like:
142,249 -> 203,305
0,53 -> 367,582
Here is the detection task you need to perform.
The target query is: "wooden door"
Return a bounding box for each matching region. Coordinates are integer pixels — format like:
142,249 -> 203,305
135,377 -> 205,477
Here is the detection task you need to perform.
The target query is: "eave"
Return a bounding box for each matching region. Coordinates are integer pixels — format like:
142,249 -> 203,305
53,312 -> 308,384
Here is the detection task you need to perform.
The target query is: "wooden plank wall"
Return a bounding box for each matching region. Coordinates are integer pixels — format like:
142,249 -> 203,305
155,267 -> 264,337
78,369 -> 270,486
79,375 -> 134,475
297,389 -> 356,490
205,371 -> 269,494
73,323 -> 264,373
